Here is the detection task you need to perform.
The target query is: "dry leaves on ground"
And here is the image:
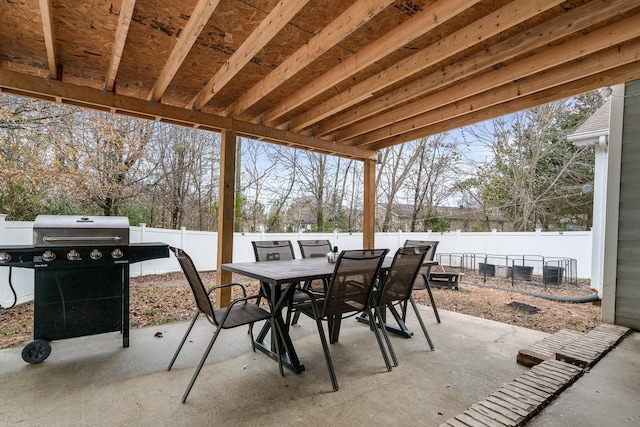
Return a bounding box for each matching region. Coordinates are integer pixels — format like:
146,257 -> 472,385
0,271 -> 601,350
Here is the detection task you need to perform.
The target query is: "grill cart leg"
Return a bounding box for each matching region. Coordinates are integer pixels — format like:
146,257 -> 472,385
22,339 -> 51,364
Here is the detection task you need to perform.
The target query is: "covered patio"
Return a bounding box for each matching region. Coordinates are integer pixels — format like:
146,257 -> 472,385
1,1 -> 640,424
2,0 -> 640,306
1,307 -> 637,425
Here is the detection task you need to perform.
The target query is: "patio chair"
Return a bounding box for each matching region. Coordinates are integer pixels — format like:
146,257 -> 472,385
297,239 -> 332,258
295,248 -> 391,391
403,240 -> 441,323
291,239 -> 333,325
167,246 -> 278,403
252,240 -> 296,261
373,246 -> 435,367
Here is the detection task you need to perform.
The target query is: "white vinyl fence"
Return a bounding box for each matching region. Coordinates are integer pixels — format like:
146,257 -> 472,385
0,215 -> 592,307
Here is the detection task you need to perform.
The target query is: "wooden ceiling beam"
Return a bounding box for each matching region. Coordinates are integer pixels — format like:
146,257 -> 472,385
347,15 -> 640,145
0,68 -> 375,161
257,0 -> 483,126
148,0 -> 221,102
39,0 -> 57,80
192,0 -> 310,111
224,0 -> 395,118
370,62 -> 640,150
361,41 -> 640,147
285,0 -> 565,133
317,0 -> 633,137
105,0 -> 137,92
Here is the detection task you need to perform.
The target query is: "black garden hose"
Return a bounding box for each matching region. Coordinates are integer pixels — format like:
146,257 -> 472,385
0,267 -> 18,309
461,281 -> 600,304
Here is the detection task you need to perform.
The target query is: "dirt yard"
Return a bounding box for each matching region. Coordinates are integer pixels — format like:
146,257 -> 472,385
0,270 -> 602,350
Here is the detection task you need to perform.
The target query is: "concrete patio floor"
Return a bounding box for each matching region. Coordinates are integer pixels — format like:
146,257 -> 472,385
0,306 -> 637,426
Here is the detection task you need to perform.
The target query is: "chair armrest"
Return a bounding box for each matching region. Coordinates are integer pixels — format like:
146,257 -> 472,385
206,282 -> 248,299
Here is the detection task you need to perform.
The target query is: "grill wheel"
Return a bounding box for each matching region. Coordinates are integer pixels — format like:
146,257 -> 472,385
21,339 -> 51,364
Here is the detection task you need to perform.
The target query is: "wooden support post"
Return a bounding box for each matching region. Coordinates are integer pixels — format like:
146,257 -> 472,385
216,130 -> 236,308
363,158 -> 376,250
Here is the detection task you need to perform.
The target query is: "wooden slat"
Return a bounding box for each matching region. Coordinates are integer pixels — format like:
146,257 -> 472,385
0,68 -> 376,161
316,0 -> 631,137
148,0 -> 221,102
369,62 -> 640,149
39,0 -> 57,80
105,0 -> 137,92
192,0 -> 310,110
284,0 -> 565,133
225,0 -> 395,117
346,15 -> 640,145
517,329 -> 583,367
258,0 -> 483,126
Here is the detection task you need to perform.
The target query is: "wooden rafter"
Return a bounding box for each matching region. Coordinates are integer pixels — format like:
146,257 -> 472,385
0,68 -> 374,161
350,15 -> 640,146
224,0 -> 396,118
39,0 -> 57,80
105,0 -> 137,92
191,0 -> 310,111
366,41 -> 640,148
318,0 -> 629,138
370,62 -> 640,150
288,0 -> 566,134
257,0 -> 482,127
148,0 -> 221,102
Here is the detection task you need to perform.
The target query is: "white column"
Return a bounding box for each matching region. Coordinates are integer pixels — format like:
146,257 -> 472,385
591,136 -> 608,296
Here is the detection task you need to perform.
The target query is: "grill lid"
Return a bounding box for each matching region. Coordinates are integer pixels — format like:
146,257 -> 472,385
33,215 -> 130,247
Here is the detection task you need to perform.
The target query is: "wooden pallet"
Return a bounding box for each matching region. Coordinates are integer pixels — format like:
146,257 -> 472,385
517,329 -> 583,367
441,324 -> 631,426
556,323 -> 631,368
440,360 -> 584,427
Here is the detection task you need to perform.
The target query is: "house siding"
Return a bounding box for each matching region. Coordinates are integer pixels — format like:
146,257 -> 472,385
616,79 -> 640,329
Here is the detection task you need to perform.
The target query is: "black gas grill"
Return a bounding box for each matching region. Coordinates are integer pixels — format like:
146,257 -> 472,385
0,215 -> 169,363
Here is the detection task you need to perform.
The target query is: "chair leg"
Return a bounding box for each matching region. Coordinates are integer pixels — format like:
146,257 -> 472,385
373,305 -> 398,367
409,295 -> 435,350
421,273 -> 441,323
366,307 -> 393,372
168,310 -> 200,371
310,307 -> 338,391
182,325 -> 224,403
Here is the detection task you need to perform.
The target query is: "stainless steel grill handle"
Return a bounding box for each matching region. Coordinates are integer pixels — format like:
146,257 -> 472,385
42,236 -> 123,242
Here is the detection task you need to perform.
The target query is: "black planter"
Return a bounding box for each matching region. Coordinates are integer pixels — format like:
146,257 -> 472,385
478,262 -> 495,276
513,265 -> 533,281
543,266 -> 564,284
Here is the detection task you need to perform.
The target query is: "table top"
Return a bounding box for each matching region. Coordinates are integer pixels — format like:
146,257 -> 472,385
222,256 -> 437,285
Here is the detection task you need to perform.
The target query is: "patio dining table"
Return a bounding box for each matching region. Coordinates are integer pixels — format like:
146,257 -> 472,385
221,256 -> 436,373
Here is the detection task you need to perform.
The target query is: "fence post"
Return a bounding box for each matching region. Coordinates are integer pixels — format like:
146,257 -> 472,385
0,214 -> 6,244
138,223 -> 146,276
180,226 -> 186,250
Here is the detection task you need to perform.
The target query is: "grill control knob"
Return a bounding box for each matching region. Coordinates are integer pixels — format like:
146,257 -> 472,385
0,252 -> 11,263
90,249 -> 102,260
67,249 -> 81,261
42,250 -> 56,262
111,248 -> 124,259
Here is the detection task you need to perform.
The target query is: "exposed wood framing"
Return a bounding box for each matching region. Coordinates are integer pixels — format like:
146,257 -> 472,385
259,0 -> 483,127
148,0 -> 221,102
38,0 -> 57,80
317,0 -> 624,138
225,0 -> 396,118
0,69 -> 376,161
105,0 -> 137,92
363,159 -> 376,250
216,129 -> 236,308
371,62 -> 640,149
353,16 -> 640,147
192,0 -> 310,110
295,0 -> 566,135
